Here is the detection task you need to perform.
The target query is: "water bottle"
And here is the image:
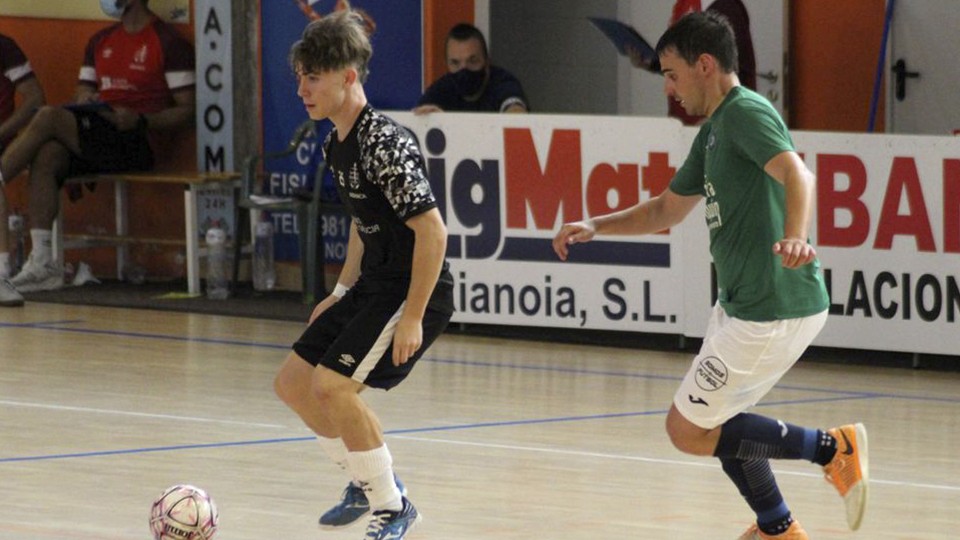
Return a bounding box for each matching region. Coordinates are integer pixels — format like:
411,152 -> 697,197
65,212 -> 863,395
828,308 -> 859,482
205,225 -> 229,299
252,220 -> 276,291
8,212 -> 25,275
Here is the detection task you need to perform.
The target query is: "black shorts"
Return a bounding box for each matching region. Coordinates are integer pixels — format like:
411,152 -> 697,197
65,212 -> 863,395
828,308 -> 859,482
293,285 -> 452,390
62,108 -> 154,183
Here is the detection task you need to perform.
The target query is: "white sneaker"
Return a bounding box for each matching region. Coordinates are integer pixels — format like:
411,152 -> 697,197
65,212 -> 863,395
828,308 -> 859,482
0,278 -> 25,307
10,256 -> 64,292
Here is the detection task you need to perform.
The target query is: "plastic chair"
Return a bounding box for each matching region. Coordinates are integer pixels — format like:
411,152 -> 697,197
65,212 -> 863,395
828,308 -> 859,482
232,120 -> 331,304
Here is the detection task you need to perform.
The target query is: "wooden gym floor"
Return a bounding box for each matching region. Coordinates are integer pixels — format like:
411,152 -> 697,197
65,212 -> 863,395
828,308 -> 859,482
1,303 -> 957,539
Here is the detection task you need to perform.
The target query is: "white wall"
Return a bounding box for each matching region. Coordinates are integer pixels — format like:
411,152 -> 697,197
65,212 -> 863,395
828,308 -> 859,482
488,0 -> 620,114
486,0 -> 786,118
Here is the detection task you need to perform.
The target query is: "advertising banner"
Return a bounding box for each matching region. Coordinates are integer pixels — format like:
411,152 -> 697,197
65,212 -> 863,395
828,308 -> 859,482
797,132 -> 960,355
260,0 -> 423,261
394,111 -> 692,334
392,112 -> 959,355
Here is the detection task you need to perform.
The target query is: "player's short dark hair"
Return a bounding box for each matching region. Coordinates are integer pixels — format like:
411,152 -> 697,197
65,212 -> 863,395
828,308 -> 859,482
446,23 -> 488,60
655,11 -> 739,74
289,9 -> 373,83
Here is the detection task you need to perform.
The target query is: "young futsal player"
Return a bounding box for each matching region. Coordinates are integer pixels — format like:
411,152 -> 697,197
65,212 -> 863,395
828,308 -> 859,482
273,7 -> 454,540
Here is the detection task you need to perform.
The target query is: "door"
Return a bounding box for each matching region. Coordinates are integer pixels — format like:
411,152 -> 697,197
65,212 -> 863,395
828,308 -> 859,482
741,0 -> 786,119
887,0 -> 960,134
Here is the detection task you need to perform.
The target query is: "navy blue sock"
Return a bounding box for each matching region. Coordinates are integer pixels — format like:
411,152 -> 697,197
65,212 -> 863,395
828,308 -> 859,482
714,412 -> 817,461
812,429 -> 838,466
720,457 -> 794,536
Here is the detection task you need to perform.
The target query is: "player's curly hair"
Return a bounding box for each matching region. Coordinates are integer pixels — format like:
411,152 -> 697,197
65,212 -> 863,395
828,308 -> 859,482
655,11 -> 739,74
289,7 -> 373,83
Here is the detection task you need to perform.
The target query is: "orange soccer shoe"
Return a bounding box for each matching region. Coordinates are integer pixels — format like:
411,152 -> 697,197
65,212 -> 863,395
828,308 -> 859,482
737,521 -> 809,539
824,423 -> 869,530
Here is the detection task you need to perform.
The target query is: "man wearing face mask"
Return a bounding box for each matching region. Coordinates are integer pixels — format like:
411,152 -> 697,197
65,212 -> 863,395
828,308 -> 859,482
413,23 -> 527,115
0,0 -> 195,293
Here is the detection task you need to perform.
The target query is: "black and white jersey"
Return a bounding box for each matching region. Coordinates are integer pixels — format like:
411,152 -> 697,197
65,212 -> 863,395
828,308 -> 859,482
324,105 -> 453,299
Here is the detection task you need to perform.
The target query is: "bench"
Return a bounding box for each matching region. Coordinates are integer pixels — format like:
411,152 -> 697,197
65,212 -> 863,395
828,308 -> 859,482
54,171 -> 239,295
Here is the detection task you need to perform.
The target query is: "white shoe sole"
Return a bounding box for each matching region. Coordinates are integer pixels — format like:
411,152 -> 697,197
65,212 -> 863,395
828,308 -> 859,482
318,509 -> 370,530
11,277 -> 64,293
845,422 -> 869,531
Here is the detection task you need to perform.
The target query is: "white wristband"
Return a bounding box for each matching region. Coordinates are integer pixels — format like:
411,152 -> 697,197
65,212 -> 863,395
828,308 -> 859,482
332,283 -> 351,298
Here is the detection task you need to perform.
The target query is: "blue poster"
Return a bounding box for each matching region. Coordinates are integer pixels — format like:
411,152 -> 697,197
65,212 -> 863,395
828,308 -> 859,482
260,0 -> 423,262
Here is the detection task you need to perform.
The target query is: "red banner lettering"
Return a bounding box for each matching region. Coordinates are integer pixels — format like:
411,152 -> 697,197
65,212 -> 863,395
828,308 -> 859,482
586,163 -> 638,217
945,159 -> 960,253
817,154 -> 870,247
504,128 -> 582,229
875,157 -> 935,251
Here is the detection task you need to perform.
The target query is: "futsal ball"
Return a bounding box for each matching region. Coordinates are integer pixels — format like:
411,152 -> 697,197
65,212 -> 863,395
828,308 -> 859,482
149,484 -> 219,540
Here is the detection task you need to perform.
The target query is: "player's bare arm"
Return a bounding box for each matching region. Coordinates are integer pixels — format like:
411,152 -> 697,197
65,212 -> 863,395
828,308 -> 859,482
393,208 -> 447,365
765,150 -> 817,268
553,189 -> 700,261
309,220 -> 363,324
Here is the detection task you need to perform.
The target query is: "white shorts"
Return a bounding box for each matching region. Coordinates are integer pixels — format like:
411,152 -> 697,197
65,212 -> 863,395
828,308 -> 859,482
673,304 -> 828,429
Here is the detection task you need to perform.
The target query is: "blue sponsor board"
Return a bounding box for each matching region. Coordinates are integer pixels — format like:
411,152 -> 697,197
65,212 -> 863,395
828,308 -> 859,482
260,0 -> 423,261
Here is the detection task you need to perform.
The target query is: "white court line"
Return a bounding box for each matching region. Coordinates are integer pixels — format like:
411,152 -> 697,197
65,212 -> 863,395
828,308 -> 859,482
0,399 -> 287,429
389,434 -> 960,494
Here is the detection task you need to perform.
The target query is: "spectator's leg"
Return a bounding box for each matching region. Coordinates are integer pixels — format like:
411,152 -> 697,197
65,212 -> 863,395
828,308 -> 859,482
0,106 -> 81,183
0,188 -> 9,277
28,141 -> 71,232
10,142 -> 70,292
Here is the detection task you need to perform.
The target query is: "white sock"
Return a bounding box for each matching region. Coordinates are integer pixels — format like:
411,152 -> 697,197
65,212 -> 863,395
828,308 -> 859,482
317,435 -> 352,480
0,253 -> 9,278
346,445 -> 402,511
29,229 -> 53,265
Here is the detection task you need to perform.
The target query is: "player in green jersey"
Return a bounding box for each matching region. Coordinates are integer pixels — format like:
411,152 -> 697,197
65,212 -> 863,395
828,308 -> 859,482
553,11 -> 868,540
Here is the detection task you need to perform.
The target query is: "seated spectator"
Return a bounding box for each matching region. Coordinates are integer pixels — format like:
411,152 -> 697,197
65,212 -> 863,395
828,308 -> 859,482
413,23 -> 528,115
0,32 -> 45,307
0,0 -> 195,294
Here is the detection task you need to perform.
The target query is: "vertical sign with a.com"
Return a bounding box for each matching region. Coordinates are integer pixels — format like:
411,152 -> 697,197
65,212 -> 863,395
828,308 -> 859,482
194,0 -> 235,237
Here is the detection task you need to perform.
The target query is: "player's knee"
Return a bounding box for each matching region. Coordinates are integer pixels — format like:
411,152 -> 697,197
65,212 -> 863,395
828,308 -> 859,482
273,358 -> 306,406
310,369 -> 358,411
665,409 -> 705,455
273,369 -> 295,405
665,418 -> 691,453
310,375 -> 345,409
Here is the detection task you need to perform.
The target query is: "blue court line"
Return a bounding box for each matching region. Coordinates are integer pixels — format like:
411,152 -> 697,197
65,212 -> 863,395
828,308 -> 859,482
1,318 -> 290,349
0,319 -> 86,328
0,393 -> 877,464
424,357 -> 919,401
4,319 -> 959,404
0,437 -> 313,463
2,317 -> 957,465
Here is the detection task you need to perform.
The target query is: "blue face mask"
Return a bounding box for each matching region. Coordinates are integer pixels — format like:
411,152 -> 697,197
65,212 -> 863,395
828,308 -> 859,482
100,0 -> 126,19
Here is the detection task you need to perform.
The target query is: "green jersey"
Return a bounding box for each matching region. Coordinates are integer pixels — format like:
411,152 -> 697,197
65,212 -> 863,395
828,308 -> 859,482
670,86 -> 828,321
